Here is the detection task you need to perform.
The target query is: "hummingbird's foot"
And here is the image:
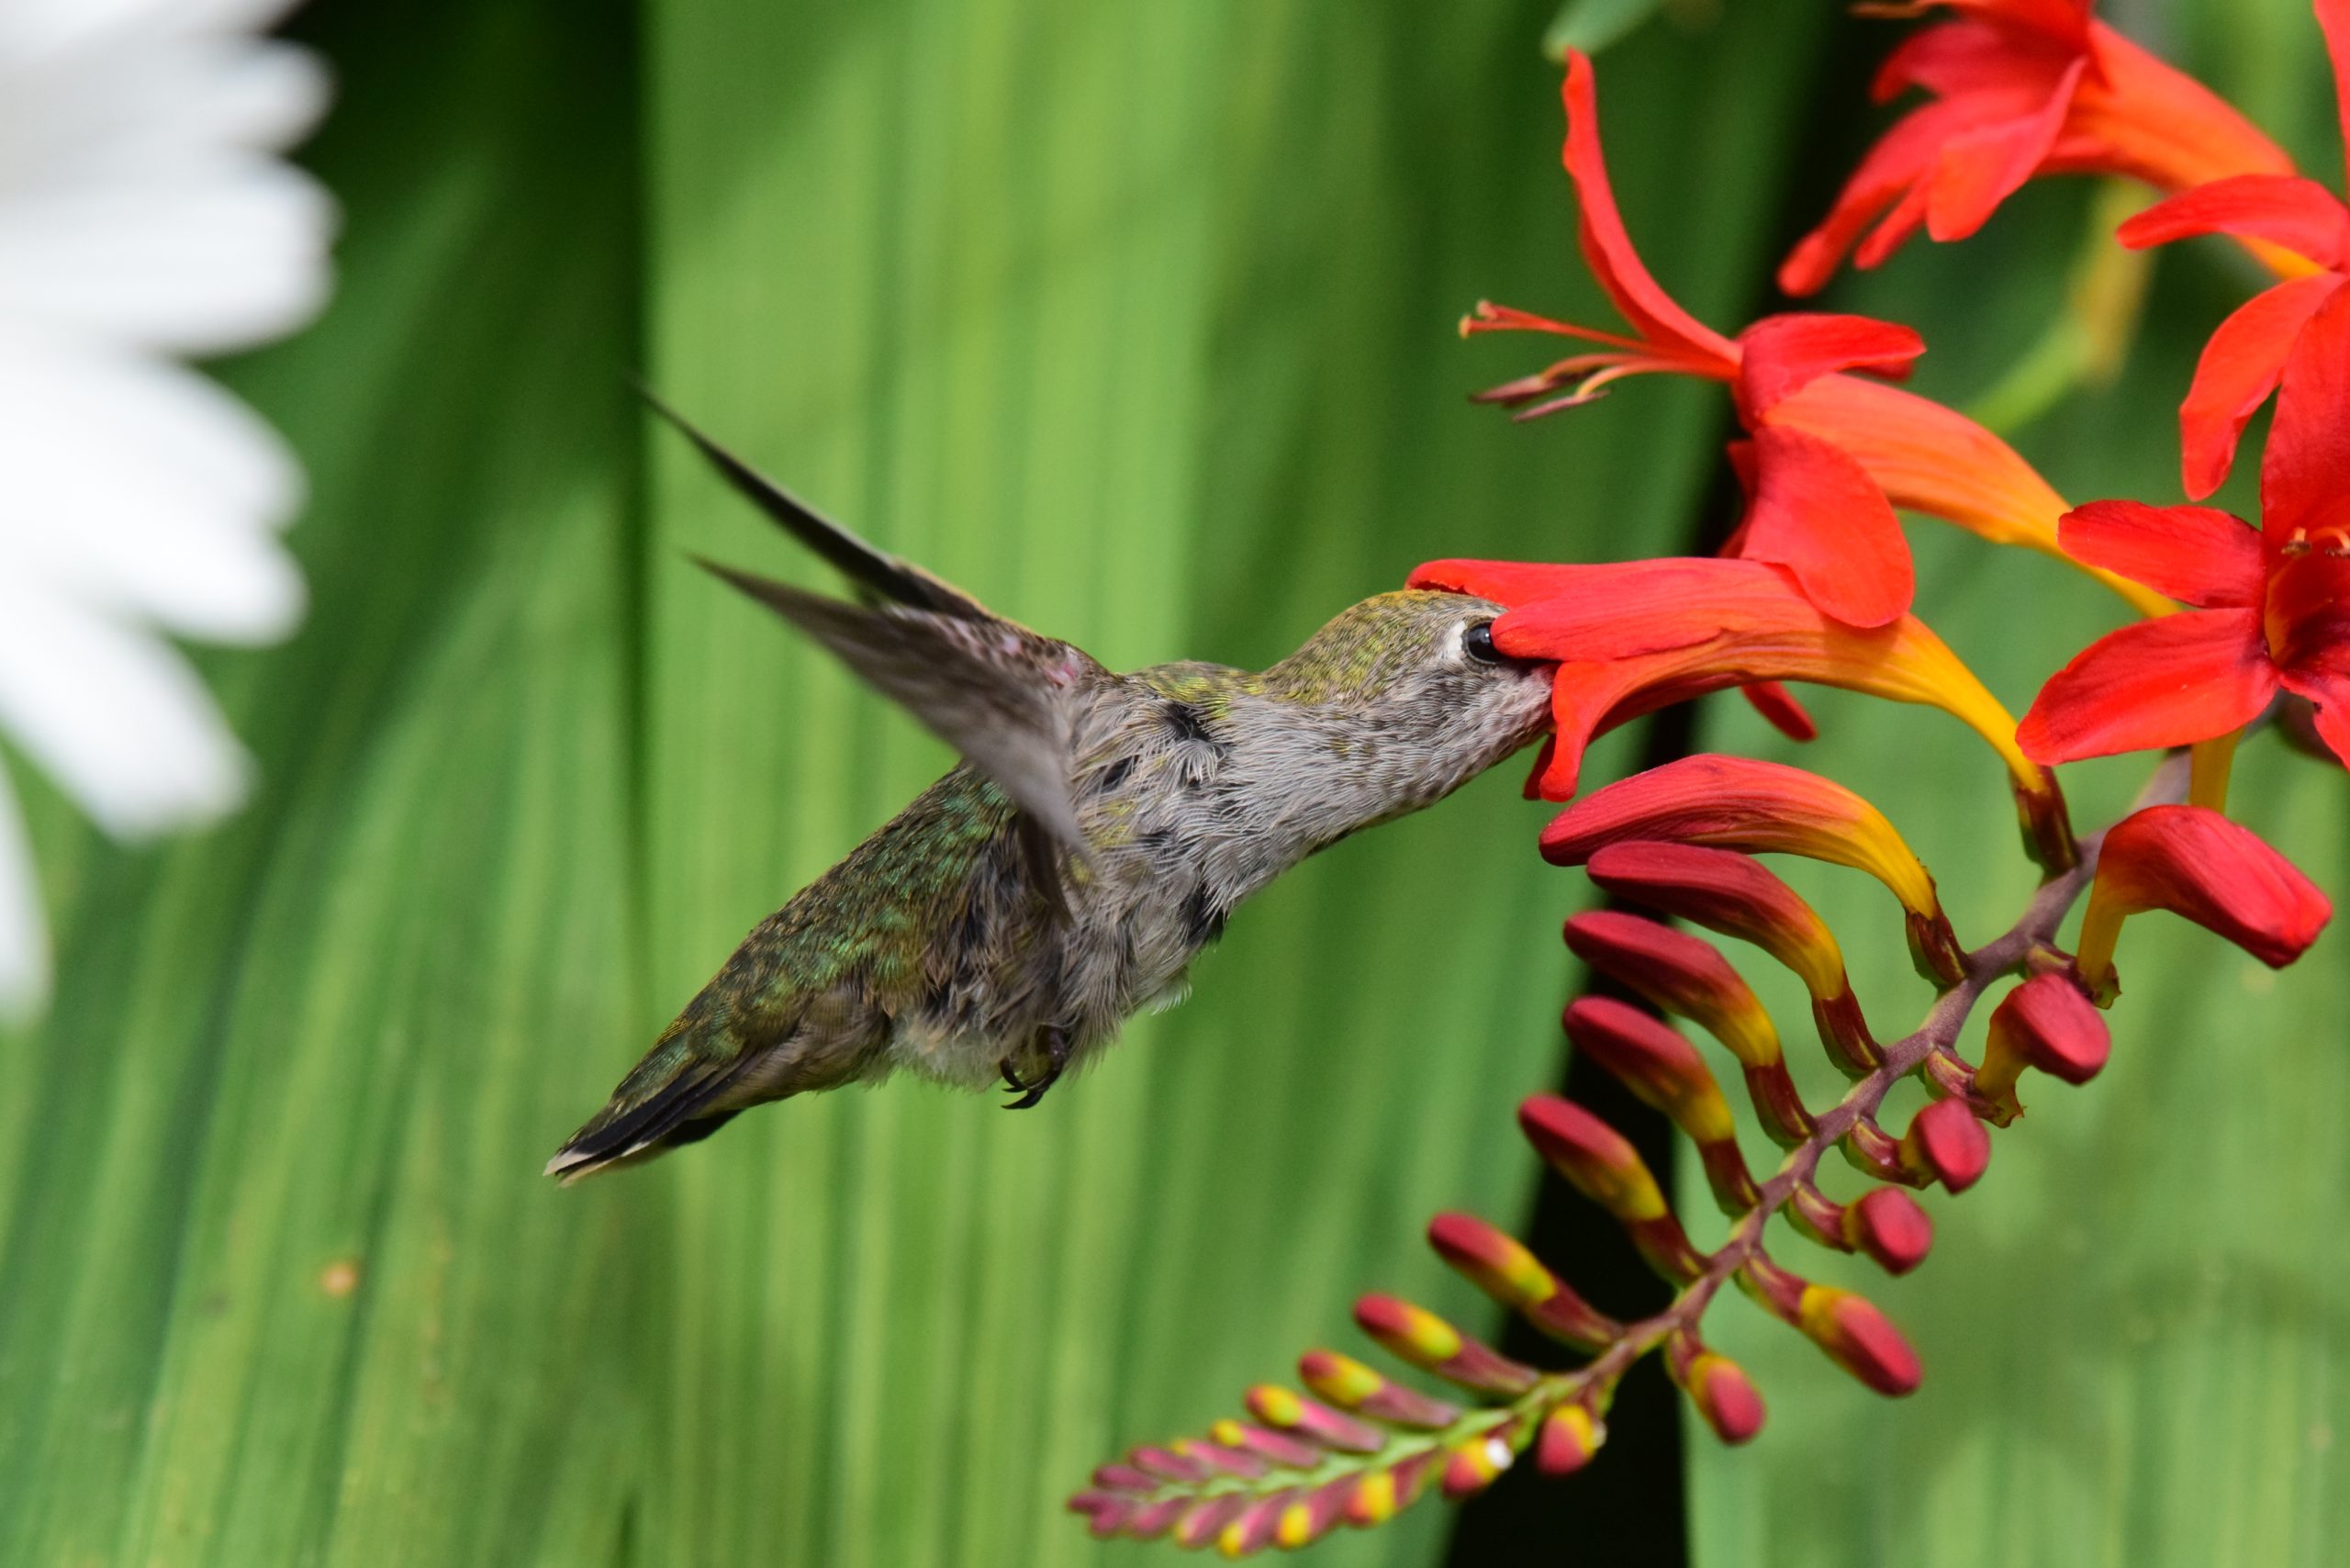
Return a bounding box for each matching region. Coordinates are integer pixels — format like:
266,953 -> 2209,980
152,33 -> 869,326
1001,1027 -> 1070,1111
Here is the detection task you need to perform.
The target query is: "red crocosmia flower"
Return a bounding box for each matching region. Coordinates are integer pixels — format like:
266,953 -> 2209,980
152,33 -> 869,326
2116,0 -> 2350,497
2074,805 -> 2333,1004
1472,50 -> 2170,635
1406,554 -> 2076,869
2020,284 -> 2350,772
1782,0 -> 2295,296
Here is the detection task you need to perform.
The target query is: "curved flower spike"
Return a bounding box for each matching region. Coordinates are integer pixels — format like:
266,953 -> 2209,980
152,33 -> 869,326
2075,805 -> 2333,1004
1408,555 -> 2077,868
1974,971 -> 2109,1123
1466,50 -> 2165,622
1543,755 -> 1964,983
1583,841 -> 1879,1073
1783,0 -> 2295,294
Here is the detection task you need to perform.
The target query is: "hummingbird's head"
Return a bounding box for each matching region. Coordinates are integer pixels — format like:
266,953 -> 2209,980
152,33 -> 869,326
1263,588 -> 1554,809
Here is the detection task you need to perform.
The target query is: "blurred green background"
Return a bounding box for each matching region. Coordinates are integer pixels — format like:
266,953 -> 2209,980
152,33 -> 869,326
0,0 -> 2344,1563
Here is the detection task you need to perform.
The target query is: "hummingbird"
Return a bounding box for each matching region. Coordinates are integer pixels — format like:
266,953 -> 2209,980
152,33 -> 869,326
546,398 -> 1555,1182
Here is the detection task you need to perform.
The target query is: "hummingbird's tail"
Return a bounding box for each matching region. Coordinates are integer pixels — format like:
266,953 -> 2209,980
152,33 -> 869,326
544,1036 -> 747,1184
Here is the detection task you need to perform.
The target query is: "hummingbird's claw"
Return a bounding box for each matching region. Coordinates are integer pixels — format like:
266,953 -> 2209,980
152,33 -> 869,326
1001,1027 -> 1070,1110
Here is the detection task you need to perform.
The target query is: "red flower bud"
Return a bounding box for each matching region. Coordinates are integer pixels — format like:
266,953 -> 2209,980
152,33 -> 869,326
1427,1211 -> 1621,1350
1584,841 -> 1848,998
1563,997 -> 1758,1211
1207,1420 -> 1322,1472
1975,972 -> 2110,1123
1351,1294 -> 1539,1397
1796,1285 -> 1921,1396
1536,1404 -> 1606,1475
1517,1095 -> 1707,1280
1846,1187 -> 1934,1275
1171,1494 -> 1251,1551
1544,756 -> 1963,981
1902,1097 -> 1990,1192
2076,805 -> 2332,1004
1297,1349 -> 1459,1429
1562,910 -> 1784,1068
1243,1385 -> 1384,1453
1218,1491 -> 1294,1557
1668,1334 -> 1766,1445
1440,1425 -> 1519,1499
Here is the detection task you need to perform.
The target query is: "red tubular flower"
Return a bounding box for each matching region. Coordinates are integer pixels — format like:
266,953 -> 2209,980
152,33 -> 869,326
2116,1 -> 2350,496
2075,805 -> 2333,1003
1465,50 -> 2165,629
2020,284 -> 2350,777
1783,0 -> 2296,295
1410,554 -> 2077,868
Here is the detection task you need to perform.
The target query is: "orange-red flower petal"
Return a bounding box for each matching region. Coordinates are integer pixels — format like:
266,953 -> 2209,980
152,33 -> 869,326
1559,50 -> 1734,368
2171,274 -> 2344,500
2018,609 -> 2277,763
1785,7 -> 2294,294
2117,174 -> 2350,270
2055,499 -> 2264,608
2262,277 -> 2350,547
1738,425 -> 1915,628
1733,314 -> 1924,420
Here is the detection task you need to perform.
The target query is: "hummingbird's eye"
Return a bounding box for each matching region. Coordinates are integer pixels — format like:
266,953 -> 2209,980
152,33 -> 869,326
1461,620 -> 1504,665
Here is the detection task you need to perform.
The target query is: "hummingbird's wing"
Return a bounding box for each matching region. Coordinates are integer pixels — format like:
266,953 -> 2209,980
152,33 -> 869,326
692,558 -> 1094,860
637,387 -> 990,622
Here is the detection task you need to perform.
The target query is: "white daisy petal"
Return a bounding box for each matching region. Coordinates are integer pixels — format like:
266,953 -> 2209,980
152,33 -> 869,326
0,41 -> 329,175
0,330 -> 305,641
0,159 -> 333,352
0,0 -> 326,1020
0,581 -> 252,840
0,765 -> 50,1022
0,0 -> 308,63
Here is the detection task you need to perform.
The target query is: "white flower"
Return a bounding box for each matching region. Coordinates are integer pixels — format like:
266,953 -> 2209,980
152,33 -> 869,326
0,0 -> 332,1017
